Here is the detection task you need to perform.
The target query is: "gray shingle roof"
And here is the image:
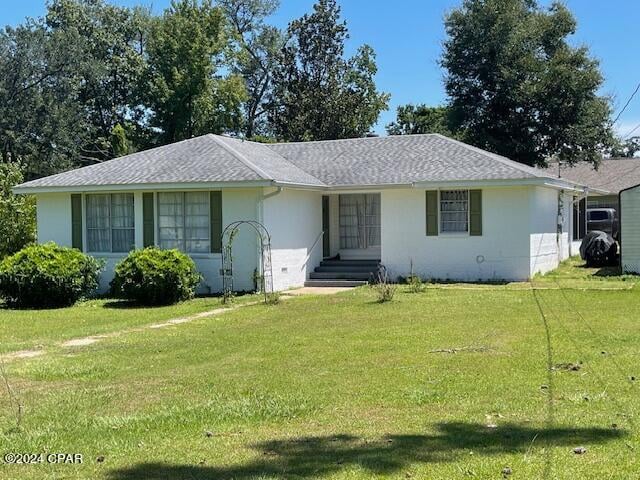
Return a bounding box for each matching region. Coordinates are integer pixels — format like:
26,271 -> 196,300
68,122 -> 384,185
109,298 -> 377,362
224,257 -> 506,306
213,135 -> 324,186
269,134 -> 555,185
16,133 -> 567,191
542,158 -> 640,195
16,135 -> 264,188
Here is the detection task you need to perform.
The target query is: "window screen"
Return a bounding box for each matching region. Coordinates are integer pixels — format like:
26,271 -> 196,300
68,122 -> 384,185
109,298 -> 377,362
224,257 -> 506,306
440,190 -> 469,233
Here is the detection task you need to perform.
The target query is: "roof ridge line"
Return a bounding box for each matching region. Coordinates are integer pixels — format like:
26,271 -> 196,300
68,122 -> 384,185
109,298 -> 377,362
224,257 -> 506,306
217,135 -> 327,186
430,133 -> 554,180
269,133 -> 438,146
209,134 -> 274,181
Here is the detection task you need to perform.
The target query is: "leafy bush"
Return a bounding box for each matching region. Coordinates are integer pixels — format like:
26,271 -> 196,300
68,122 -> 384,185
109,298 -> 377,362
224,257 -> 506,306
110,247 -> 202,305
0,243 -> 103,308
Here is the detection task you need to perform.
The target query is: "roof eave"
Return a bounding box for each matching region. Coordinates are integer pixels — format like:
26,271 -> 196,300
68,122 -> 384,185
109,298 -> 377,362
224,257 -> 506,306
13,180 -> 275,194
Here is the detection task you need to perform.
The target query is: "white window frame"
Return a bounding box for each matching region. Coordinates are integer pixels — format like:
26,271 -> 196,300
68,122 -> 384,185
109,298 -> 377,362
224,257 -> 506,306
439,189 -> 470,235
157,191 -> 211,254
85,193 -> 135,253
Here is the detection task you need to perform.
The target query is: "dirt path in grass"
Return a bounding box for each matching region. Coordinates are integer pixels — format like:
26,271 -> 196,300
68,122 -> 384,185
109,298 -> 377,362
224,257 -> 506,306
1,287 -> 354,363
1,302 -> 258,363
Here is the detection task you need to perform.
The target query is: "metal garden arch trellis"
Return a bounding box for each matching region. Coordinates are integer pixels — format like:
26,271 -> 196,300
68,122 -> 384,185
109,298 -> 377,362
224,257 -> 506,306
221,220 -> 273,303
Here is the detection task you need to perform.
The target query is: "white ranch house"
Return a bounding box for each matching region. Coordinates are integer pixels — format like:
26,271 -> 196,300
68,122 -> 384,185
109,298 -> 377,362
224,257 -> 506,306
15,134 -> 590,293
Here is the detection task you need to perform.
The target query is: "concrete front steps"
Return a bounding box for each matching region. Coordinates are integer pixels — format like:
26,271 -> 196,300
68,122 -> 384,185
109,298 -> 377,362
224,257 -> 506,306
304,259 -> 380,287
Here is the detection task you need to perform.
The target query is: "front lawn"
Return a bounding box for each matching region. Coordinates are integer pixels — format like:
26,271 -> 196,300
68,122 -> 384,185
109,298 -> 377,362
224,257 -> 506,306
0,260 -> 638,479
0,294 -> 260,354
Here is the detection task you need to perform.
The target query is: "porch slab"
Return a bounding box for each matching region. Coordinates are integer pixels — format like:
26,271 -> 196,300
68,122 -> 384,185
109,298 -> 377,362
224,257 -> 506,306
284,286 -> 355,296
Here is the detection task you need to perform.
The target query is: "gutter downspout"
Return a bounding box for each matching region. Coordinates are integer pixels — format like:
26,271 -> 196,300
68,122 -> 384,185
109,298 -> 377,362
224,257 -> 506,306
256,186 -> 283,288
263,186 -> 283,201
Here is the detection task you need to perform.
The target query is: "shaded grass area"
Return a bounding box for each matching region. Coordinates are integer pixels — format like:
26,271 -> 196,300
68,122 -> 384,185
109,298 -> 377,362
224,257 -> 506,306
0,264 -> 639,479
534,256 -> 638,288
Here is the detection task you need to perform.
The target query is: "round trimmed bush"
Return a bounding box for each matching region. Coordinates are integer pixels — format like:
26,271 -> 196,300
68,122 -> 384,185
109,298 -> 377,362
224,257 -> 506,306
0,243 -> 103,308
110,247 -> 202,305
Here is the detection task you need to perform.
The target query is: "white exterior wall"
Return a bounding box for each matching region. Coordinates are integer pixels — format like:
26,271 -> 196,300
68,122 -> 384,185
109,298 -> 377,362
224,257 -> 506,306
34,183 -> 573,289
261,188 -> 323,291
382,187 -> 531,281
382,185 -> 570,282
35,188 -> 262,294
621,186 -> 640,274
528,187 -> 571,277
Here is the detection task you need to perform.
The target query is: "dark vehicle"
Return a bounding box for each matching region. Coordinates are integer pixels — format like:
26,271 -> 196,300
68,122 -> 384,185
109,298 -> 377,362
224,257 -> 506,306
579,230 -> 618,267
587,208 -> 618,238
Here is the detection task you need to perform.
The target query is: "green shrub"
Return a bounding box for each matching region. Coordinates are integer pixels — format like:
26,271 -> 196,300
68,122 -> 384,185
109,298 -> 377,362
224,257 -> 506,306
110,247 -> 202,305
0,243 -> 103,308
406,274 -> 426,293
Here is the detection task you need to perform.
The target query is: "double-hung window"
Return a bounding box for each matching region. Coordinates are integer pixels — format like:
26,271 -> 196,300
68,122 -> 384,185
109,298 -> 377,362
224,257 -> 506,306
439,190 -> 469,233
158,192 -> 210,253
86,193 -> 135,252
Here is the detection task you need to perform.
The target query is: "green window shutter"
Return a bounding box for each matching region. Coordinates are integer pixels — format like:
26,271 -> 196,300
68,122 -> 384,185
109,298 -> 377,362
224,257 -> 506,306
469,190 -> 483,236
71,194 -> 83,250
143,192 -> 155,247
210,191 -> 222,253
425,190 -> 438,236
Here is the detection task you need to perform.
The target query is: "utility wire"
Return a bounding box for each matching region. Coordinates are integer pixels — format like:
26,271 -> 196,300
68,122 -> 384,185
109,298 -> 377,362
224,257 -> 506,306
613,81 -> 640,125
551,277 -> 636,387
623,122 -> 640,139
532,283 -> 636,429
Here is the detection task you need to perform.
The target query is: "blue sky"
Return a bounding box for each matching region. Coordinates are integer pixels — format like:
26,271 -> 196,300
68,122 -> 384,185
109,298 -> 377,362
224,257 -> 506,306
3,0 -> 639,136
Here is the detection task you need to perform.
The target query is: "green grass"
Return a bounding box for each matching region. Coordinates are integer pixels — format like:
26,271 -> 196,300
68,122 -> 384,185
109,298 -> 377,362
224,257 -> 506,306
0,259 -> 639,479
0,294 -> 260,354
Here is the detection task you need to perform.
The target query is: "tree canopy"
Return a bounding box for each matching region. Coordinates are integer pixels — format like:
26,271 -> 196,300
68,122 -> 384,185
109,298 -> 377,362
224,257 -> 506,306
440,0 -> 613,167
386,105 -> 454,137
1,0 -> 626,183
146,0 -> 246,143
0,0 -> 389,180
268,0 -> 389,141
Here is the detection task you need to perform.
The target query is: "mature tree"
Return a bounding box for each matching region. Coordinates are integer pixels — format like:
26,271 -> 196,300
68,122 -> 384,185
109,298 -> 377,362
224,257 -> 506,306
268,0 -> 389,141
386,105 -> 454,136
0,163 -> 35,258
45,0 -> 151,163
442,0 -> 613,167
146,0 -> 246,143
609,136 -> 640,158
220,0 -> 284,138
0,20 -> 84,178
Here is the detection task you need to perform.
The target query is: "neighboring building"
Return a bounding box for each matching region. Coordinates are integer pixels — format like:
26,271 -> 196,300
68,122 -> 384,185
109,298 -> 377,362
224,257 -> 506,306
620,184 -> 640,274
545,158 -> 640,210
544,158 -> 640,241
15,134 -> 586,292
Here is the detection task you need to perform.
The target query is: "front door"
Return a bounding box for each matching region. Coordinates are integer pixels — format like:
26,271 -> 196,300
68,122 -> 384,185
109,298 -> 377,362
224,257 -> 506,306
338,193 -> 381,259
